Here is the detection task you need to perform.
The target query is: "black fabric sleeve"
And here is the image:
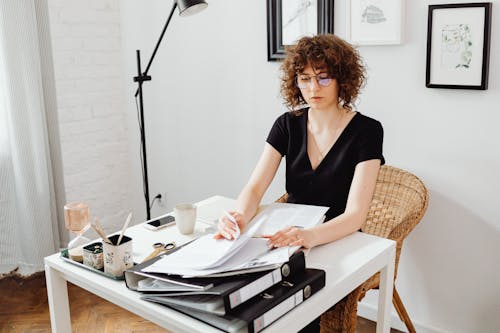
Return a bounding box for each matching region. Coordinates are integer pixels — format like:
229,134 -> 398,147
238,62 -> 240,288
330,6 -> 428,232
266,113 -> 289,156
356,120 -> 385,165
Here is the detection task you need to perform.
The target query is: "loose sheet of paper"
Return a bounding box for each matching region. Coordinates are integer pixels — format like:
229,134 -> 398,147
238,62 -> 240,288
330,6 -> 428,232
253,203 -> 328,237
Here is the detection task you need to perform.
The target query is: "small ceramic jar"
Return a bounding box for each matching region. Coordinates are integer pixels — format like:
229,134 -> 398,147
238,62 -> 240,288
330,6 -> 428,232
103,235 -> 133,277
83,242 -> 104,270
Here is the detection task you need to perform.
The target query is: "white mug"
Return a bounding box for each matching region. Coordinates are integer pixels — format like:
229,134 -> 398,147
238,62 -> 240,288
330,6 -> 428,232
174,203 -> 197,235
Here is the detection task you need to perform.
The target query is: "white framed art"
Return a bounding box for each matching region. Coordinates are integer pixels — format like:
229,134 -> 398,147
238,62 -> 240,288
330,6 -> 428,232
347,0 -> 405,45
425,3 -> 492,90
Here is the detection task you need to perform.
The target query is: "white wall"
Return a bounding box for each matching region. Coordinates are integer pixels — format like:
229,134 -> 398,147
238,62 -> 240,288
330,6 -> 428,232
119,1 -> 500,332
120,0 -> 287,220
47,0 -> 134,232
353,2 -> 500,332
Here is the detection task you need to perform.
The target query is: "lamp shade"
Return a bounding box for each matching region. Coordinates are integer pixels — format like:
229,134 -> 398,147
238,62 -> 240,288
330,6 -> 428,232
177,0 -> 208,17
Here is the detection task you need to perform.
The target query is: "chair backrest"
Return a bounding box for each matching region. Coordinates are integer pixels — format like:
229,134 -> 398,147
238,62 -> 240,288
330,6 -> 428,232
362,165 -> 429,273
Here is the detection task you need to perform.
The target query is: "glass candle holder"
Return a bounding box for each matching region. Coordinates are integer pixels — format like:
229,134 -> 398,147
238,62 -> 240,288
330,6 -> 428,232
64,202 -> 91,261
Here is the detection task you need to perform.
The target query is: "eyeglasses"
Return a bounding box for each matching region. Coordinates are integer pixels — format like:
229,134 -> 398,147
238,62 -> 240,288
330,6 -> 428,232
295,73 -> 333,89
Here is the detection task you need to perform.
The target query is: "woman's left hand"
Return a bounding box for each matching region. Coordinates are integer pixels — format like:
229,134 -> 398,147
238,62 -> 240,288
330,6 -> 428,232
265,226 -> 315,249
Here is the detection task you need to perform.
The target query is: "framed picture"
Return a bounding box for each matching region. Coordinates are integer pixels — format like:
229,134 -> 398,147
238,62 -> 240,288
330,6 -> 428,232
267,0 -> 334,61
426,3 -> 492,90
347,0 -> 405,45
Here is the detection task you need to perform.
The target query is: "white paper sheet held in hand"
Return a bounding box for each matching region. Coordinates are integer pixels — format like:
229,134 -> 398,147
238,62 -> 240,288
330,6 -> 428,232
253,202 -> 328,237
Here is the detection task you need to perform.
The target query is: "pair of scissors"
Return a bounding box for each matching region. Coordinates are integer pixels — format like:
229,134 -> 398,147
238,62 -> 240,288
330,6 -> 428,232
141,242 -> 176,263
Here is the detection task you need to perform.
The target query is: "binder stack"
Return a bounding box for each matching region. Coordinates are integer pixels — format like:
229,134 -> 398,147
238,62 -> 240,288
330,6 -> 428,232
125,203 -> 329,331
170,268 -> 326,333
125,251 -> 326,332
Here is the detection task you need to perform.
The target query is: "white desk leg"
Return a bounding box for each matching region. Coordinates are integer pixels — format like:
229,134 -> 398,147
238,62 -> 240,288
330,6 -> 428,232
376,247 -> 396,333
45,264 -> 72,333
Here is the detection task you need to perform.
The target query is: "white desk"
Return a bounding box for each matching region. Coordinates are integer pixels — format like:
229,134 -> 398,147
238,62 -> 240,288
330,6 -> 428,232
45,196 -> 396,333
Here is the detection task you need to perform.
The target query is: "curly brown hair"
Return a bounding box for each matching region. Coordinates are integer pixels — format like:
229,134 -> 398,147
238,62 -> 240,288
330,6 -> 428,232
280,34 -> 366,113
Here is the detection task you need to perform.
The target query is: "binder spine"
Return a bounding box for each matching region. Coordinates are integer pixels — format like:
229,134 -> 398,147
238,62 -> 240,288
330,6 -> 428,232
228,269 -> 282,309
252,289 -> 303,333
227,251 -> 305,311
248,269 -> 325,333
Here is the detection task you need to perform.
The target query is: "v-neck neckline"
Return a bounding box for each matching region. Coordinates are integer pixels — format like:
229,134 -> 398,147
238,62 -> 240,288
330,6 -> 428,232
305,109 -> 359,172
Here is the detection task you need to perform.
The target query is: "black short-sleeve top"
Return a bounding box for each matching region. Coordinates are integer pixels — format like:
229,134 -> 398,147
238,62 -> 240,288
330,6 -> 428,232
266,109 -> 385,221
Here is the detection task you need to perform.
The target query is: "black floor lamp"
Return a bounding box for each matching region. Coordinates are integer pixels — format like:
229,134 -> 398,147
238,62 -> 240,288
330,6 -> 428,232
133,0 -> 208,220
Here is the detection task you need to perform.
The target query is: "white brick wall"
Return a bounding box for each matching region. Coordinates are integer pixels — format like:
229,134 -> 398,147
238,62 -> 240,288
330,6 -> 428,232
47,0 -> 133,232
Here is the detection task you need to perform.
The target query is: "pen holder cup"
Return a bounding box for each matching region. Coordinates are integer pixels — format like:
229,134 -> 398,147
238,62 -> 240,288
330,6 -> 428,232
103,235 -> 133,277
83,242 -> 104,270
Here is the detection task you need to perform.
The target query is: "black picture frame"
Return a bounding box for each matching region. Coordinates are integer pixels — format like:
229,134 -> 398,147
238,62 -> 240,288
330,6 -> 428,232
425,2 -> 492,90
267,0 -> 334,61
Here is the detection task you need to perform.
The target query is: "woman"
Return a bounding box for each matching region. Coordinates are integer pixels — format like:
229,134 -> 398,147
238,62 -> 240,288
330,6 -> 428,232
216,33 -> 384,333
216,34 -> 384,249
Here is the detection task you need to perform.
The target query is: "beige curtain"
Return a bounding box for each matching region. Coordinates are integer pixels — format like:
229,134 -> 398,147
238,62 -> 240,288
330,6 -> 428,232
0,0 -> 66,275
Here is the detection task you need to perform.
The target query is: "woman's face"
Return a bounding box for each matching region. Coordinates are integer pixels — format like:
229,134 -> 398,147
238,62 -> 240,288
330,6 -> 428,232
297,63 -> 339,110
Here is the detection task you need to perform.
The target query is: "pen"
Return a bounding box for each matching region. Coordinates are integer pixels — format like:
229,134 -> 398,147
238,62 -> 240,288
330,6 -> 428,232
223,210 -> 237,223
223,210 -> 240,239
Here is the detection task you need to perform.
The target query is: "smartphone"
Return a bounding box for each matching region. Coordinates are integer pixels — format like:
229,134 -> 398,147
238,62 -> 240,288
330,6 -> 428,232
144,215 -> 175,231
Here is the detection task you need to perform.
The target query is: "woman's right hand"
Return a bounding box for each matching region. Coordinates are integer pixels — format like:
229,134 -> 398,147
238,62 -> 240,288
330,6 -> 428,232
214,211 -> 246,240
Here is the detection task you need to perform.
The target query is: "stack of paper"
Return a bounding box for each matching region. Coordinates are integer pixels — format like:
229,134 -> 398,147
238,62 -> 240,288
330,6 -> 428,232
142,203 -> 328,277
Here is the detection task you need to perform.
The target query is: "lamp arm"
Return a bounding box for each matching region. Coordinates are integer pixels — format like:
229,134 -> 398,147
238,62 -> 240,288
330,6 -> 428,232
134,2 -> 177,97
133,1 -> 178,220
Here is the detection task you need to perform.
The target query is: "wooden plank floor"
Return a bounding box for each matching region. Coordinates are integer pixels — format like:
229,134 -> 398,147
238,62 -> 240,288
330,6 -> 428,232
0,273 -> 403,333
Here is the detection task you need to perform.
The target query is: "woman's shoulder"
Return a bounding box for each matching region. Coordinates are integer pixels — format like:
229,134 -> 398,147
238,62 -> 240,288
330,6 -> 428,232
354,112 -> 383,130
273,108 -> 307,125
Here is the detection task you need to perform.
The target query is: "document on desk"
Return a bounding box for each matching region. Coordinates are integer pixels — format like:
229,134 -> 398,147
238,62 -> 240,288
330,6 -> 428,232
142,203 -> 328,276
253,202 -> 328,237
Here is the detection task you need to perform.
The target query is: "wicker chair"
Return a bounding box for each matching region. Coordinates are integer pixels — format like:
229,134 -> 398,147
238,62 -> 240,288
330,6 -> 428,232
276,165 -> 429,333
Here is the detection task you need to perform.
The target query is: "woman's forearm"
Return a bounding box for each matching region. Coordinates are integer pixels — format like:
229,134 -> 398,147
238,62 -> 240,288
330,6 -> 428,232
308,160 -> 380,247
235,186 -> 263,227
309,211 -> 366,247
